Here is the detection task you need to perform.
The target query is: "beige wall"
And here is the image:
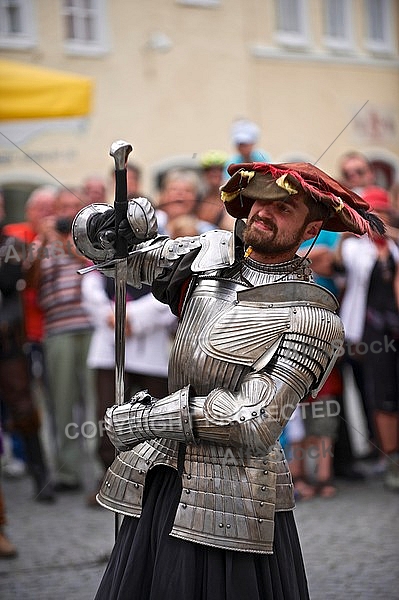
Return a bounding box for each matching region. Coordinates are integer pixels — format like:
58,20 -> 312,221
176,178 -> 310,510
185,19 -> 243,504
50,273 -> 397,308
0,0 -> 398,208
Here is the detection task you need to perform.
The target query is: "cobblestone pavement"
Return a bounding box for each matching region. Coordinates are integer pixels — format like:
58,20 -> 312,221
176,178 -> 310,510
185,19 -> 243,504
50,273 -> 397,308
0,465 -> 398,599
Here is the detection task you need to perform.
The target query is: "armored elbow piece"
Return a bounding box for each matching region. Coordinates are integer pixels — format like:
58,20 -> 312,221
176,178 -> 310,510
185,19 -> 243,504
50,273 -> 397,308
126,197 -> 158,242
72,197 -> 157,262
190,372 -> 283,455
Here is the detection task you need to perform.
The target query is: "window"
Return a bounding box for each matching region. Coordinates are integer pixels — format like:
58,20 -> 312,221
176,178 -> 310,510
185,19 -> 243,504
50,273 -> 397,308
0,0 -> 36,48
323,0 -> 353,51
62,0 -> 109,56
274,0 -> 309,48
364,0 -> 394,54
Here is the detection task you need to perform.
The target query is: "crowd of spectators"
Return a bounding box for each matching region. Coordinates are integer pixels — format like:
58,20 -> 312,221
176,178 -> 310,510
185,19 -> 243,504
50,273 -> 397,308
1,119 -> 398,557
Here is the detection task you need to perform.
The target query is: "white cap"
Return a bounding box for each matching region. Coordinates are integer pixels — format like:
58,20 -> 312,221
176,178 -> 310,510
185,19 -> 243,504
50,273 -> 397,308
231,119 -> 260,145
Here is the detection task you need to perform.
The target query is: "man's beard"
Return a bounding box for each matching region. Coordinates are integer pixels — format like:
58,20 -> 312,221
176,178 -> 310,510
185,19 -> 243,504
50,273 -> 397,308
243,216 -> 306,257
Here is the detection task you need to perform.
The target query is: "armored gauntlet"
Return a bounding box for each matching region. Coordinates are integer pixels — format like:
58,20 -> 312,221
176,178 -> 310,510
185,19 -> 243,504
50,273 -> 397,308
72,197 -> 158,261
104,387 -> 196,451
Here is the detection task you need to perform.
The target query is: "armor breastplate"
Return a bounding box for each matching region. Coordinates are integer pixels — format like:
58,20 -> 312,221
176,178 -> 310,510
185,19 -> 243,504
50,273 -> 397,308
97,257 -> 343,553
169,278 -> 249,395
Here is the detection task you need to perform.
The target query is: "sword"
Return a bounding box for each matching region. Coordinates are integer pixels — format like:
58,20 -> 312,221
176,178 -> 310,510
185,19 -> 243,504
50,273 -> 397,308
109,139 -> 132,538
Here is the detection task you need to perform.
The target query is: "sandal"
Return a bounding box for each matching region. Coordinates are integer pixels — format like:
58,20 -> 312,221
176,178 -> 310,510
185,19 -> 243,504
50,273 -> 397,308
293,478 -> 316,501
316,479 -> 337,499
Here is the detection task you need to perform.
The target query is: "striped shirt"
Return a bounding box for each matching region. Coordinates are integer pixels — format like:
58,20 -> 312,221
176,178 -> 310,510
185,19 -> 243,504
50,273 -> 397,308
39,254 -> 92,337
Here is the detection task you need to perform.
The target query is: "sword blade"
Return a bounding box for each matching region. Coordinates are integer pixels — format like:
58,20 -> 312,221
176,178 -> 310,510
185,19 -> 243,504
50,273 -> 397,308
114,258 -> 127,407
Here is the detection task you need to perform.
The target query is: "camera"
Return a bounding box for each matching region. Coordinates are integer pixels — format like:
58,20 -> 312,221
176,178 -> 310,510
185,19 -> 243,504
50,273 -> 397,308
55,217 -> 73,235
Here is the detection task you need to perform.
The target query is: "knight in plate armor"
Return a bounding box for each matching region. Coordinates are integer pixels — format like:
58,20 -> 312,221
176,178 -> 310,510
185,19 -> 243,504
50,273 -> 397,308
73,162 -> 384,600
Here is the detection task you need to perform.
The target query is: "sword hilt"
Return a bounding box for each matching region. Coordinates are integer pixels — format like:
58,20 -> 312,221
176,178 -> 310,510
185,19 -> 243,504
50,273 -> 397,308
110,140 -> 133,259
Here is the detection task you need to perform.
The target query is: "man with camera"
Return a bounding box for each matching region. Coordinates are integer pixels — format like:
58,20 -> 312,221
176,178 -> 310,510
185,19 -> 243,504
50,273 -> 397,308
28,187 -> 96,494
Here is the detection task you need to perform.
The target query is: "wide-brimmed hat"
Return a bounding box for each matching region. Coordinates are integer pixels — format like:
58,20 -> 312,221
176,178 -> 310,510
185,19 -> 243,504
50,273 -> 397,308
220,162 -> 385,236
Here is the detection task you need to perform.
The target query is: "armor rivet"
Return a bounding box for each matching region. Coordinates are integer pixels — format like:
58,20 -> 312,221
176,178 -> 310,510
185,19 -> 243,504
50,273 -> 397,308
134,483 -> 139,488
260,408 -> 265,414
182,503 -> 187,509
260,502 -> 264,506
226,524 -> 231,529
186,432 -> 191,436
184,419 -> 188,423
261,486 -> 266,491
240,416 -> 245,421
258,519 -> 263,523
252,411 -> 257,416
263,460 -> 267,465
185,489 -> 190,494
263,470 -> 268,475
139,469 -> 144,474
146,460 -> 150,465
182,405 -> 186,410
219,523 -> 224,528
187,474 -> 191,479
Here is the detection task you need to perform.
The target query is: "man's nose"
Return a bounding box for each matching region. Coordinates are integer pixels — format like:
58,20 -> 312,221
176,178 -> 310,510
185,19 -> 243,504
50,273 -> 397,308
257,202 -> 274,217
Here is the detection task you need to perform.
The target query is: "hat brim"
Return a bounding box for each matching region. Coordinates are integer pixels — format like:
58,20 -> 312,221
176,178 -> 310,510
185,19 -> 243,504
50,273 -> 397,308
220,162 -> 384,236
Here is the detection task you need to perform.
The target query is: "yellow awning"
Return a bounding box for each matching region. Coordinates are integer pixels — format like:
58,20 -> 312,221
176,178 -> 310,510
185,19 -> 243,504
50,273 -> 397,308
0,59 -> 93,120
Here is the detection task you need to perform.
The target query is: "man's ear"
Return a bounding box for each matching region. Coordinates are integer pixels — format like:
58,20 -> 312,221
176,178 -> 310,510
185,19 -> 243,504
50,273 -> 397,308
302,220 -> 323,242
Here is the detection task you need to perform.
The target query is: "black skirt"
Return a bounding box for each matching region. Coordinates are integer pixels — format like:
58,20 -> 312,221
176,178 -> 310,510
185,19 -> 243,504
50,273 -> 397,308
95,466 -> 309,600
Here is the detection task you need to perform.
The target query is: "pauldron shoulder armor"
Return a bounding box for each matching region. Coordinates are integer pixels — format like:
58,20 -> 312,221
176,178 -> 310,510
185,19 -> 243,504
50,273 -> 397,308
161,229 -> 235,272
191,229 -> 235,272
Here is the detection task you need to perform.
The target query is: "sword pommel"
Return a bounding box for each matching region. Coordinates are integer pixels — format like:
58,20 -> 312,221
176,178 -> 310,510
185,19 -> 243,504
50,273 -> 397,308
110,140 -> 133,171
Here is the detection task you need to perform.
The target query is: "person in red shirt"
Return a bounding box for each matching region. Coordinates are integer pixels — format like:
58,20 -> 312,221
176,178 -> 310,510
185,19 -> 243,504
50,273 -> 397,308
4,186 -> 57,344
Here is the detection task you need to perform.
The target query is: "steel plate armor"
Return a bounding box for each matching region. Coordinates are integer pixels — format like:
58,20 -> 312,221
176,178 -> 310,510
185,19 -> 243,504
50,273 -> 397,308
73,212 -> 344,553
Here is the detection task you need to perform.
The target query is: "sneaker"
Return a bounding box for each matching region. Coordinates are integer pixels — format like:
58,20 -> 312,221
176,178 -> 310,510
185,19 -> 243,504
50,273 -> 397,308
2,457 -> 26,479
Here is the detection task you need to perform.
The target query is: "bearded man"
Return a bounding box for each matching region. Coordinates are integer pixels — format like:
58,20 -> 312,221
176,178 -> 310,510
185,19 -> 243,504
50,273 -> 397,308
73,162 -> 383,600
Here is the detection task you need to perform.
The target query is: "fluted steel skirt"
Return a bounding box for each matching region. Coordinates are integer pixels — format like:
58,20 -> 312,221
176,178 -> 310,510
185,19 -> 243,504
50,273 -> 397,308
94,466 -> 309,600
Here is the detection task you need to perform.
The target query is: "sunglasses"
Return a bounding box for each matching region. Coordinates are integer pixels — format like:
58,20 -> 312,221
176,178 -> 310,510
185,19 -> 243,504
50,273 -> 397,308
342,167 -> 367,178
